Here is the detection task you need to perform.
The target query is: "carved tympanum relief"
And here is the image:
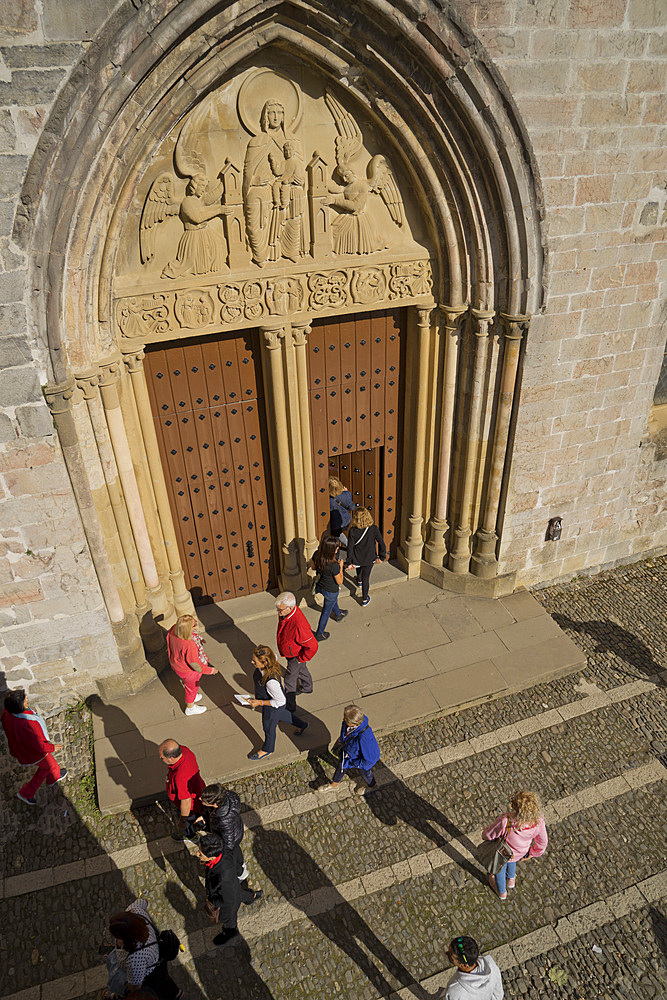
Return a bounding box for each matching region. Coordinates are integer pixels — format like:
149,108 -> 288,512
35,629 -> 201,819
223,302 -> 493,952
115,64 -> 431,341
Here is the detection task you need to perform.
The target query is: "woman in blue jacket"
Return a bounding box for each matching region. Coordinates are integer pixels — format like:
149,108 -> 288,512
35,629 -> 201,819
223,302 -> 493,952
318,704 -> 381,795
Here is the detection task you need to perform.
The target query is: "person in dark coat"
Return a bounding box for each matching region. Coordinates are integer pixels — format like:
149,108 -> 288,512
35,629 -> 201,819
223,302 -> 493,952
194,783 -> 263,901
197,833 -> 262,947
328,475 -> 355,545
346,506 -> 387,607
312,535 -> 348,641
317,704 -> 381,795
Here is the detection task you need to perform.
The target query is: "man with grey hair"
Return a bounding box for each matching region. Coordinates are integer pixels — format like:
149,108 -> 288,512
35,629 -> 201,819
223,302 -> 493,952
275,591 -> 318,713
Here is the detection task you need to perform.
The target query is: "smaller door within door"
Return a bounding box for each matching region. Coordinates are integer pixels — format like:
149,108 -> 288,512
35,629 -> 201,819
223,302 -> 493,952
329,450 -> 380,527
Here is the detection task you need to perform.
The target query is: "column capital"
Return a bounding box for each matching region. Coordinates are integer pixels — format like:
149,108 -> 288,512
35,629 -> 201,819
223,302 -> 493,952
74,368 -> 101,400
291,321 -> 312,347
122,349 -> 146,374
260,324 -> 288,350
98,355 -> 123,387
415,305 -> 434,327
499,312 -> 531,340
439,303 -> 468,330
43,378 -> 76,415
470,308 -> 495,337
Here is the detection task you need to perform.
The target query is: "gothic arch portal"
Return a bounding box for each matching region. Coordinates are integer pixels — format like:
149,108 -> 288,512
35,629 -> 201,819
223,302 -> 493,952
17,0 -> 546,686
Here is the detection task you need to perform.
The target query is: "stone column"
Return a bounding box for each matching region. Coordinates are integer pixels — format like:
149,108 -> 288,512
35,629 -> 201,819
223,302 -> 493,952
98,359 -> 165,652
399,306 -> 434,575
424,304 -> 467,567
44,379 -> 147,674
122,346 -> 195,619
75,370 -> 153,618
260,325 -> 302,592
292,321 -> 319,563
281,324 -> 308,583
471,313 -> 529,578
448,308 -> 494,574
74,371 -> 138,615
117,360 -> 170,617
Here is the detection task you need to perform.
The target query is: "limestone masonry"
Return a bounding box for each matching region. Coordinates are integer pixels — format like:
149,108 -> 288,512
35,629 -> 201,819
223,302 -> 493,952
0,0 -> 665,711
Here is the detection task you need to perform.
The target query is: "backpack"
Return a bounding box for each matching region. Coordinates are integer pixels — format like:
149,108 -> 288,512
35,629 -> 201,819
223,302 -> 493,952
157,928 -> 181,963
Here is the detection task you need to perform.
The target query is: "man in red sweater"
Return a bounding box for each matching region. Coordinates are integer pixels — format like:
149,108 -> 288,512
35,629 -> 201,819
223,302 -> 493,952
2,688 -> 67,805
275,591 -> 318,713
159,738 -> 205,841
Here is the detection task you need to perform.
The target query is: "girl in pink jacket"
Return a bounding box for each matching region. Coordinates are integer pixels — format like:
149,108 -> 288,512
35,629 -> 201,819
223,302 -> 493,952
482,789 -> 548,900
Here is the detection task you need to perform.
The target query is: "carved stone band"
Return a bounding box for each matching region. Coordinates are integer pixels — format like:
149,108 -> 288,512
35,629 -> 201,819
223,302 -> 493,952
114,257 -> 433,344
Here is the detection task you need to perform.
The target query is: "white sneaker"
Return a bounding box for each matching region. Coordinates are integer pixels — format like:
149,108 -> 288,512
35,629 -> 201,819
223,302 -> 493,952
193,692 -> 203,703
185,704 -> 207,716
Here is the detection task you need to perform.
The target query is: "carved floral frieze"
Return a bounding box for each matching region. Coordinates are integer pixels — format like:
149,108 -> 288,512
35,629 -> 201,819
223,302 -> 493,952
114,258 -> 433,343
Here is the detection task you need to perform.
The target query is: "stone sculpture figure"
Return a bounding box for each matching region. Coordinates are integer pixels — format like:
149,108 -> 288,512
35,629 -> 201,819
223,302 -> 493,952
243,100 -> 290,267
270,140 -> 307,263
140,172 -> 230,279
324,89 -> 405,256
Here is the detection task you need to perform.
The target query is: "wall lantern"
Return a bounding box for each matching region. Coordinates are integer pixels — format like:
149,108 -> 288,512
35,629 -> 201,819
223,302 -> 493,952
546,516 -> 563,542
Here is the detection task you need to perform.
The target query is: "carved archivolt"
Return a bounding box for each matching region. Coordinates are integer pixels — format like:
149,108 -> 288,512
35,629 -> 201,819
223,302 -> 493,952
115,66 -> 431,343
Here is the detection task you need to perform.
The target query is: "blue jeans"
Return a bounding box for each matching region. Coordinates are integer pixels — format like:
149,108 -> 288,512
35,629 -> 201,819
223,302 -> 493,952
332,762 -> 376,787
316,588 -> 340,635
494,859 -> 516,894
262,706 -> 306,753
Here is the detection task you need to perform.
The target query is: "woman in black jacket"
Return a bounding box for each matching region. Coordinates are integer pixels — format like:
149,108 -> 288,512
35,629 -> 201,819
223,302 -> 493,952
197,783 -> 244,852
197,834 -> 262,947
195,783 -> 262,902
346,507 -> 386,606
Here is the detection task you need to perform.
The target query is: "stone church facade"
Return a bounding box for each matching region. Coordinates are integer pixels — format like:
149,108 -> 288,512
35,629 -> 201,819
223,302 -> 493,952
0,0 -> 664,710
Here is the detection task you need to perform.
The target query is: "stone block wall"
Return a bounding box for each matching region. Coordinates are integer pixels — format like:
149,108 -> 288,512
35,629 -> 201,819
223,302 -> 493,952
454,0 -> 667,586
0,0 -> 122,712
0,0 -> 665,708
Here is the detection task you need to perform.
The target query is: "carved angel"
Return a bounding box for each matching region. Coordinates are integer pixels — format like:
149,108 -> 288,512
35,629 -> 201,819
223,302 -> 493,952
140,171 -> 230,279
139,174 -> 179,264
324,89 -> 406,255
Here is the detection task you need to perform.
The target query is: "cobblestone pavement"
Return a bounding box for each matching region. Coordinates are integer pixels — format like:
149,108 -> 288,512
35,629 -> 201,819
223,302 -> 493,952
0,555 -> 665,1000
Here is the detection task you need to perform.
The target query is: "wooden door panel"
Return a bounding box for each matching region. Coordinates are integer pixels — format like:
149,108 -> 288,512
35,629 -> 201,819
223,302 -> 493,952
243,397 -> 273,591
326,387 -> 343,457
308,309 -> 404,558
146,331 -> 276,604
341,383 -> 357,453
310,387 -> 329,536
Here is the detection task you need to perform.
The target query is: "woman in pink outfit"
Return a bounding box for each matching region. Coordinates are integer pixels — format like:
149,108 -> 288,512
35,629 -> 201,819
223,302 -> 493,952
482,789 -> 548,899
166,615 -> 218,716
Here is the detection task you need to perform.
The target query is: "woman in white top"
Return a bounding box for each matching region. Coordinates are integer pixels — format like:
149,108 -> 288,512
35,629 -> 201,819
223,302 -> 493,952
245,645 -> 307,760
106,898 -> 184,999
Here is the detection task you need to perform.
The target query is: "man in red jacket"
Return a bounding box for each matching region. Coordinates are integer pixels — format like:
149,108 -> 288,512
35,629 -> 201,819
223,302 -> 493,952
2,688 -> 67,805
159,738 -> 206,841
275,591 -> 318,712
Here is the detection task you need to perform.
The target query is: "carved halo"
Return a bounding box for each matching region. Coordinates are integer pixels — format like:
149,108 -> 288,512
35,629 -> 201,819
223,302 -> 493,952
237,69 -> 303,137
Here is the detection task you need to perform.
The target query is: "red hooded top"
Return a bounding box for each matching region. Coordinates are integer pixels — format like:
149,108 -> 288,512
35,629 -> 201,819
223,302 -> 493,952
1,708 -> 55,765
276,606 -> 318,662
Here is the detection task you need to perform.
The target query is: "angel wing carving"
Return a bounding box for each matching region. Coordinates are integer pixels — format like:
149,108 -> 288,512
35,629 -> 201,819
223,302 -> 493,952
367,154 -> 405,228
139,174 -> 179,264
324,88 -> 362,169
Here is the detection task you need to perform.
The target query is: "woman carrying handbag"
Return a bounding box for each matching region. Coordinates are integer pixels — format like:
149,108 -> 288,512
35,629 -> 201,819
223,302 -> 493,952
244,645 -> 308,760
346,506 -> 386,607
480,789 -> 548,900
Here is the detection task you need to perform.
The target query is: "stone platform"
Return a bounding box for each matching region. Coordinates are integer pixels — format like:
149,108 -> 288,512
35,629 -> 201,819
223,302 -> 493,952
93,567 -> 586,813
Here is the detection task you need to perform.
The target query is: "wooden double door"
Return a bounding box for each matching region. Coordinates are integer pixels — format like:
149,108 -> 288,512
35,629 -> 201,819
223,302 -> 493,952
309,309 -> 405,556
145,332 -> 277,604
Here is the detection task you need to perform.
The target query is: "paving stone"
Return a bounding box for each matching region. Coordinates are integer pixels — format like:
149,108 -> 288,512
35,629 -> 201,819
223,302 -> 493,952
2,555 -> 666,1000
